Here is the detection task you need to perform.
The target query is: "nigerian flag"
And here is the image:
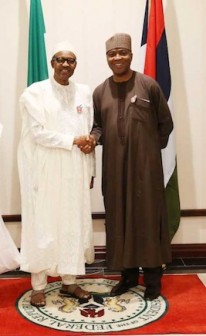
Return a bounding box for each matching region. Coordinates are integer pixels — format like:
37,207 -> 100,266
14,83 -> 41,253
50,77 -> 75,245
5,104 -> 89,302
141,0 -> 181,239
27,0 -> 48,86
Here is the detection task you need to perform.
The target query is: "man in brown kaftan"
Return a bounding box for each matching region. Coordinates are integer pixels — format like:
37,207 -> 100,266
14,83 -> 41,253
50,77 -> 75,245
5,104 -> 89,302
84,33 -> 173,300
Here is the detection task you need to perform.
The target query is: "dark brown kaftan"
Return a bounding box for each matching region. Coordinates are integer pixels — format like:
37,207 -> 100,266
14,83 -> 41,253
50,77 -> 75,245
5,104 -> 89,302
92,71 -> 173,270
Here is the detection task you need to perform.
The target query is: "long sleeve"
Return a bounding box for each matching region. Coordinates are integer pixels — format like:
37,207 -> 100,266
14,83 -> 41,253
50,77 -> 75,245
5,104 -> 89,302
28,114 -> 74,150
91,87 -> 103,144
19,80 -> 76,150
150,83 -> 173,149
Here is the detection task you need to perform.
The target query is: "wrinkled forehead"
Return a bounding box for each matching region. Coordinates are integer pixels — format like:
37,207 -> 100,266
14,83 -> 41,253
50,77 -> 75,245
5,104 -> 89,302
53,50 -> 76,59
107,48 -> 131,55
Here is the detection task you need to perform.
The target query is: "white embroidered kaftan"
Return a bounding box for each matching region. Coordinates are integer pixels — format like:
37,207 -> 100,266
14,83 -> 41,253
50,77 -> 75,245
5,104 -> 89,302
18,78 -> 95,276
0,123 -> 20,274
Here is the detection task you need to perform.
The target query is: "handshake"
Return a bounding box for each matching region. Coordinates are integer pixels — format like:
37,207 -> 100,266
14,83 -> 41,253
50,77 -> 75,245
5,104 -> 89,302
74,135 -> 96,154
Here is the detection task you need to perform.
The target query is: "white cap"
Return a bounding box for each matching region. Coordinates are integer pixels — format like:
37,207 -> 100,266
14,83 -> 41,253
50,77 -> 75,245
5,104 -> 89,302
52,40 -> 76,57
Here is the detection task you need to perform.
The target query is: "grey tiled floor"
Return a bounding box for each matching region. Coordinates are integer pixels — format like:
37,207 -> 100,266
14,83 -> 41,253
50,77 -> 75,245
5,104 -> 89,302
85,257 -> 206,275
1,257 -> 206,278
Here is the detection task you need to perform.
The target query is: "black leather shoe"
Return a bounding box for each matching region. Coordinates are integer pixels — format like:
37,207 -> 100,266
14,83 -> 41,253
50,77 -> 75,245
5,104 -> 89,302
144,286 -> 160,301
110,277 -> 138,296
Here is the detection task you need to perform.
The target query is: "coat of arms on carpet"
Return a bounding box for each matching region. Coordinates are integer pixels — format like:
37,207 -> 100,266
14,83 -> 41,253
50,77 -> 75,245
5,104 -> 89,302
16,278 -> 167,333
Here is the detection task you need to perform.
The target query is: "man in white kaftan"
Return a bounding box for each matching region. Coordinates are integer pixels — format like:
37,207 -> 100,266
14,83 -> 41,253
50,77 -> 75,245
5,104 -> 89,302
18,41 -> 95,307
0,124 -> 20,274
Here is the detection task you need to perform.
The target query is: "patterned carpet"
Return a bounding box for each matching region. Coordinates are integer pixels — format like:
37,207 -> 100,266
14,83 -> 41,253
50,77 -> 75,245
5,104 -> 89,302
0,274 -> 206,335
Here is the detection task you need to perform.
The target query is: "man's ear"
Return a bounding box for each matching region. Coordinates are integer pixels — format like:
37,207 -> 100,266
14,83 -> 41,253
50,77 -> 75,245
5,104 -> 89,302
51,60 -> 54,68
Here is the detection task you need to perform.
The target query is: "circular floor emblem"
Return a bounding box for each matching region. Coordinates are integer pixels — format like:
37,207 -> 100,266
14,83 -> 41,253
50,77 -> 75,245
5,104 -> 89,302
17,278 -> 168,332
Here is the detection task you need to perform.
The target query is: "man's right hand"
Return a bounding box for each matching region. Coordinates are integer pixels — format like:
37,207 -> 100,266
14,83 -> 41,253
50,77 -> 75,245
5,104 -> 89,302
74,135 -> 96,154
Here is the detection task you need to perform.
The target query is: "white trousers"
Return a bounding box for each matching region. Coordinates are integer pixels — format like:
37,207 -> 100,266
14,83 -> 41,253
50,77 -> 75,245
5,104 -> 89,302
31,271 -> 76,291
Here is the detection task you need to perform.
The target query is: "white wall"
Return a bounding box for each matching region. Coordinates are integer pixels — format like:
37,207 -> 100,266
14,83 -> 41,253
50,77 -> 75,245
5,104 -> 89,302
0,0 -> 206,246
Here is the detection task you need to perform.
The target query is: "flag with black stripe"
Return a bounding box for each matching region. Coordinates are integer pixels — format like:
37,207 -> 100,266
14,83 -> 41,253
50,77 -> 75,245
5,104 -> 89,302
141,0 -> 180,239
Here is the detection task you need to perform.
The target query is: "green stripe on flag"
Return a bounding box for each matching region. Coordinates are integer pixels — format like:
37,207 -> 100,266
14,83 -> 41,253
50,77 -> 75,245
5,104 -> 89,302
27,0 -> 48,86
141,0 -> 181,240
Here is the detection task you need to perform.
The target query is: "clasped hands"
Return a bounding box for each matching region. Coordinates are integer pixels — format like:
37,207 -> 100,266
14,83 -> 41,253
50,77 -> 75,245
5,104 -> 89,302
74,135 -> 96,154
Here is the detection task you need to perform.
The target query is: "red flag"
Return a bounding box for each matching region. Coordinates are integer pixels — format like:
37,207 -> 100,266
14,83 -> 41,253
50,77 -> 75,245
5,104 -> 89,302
141,0 -> 180,239
144,0 -> 164,78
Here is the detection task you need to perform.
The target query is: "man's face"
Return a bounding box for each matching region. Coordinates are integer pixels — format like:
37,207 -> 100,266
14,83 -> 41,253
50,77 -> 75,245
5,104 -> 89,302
106,48 -> 132,77
51,51 -> 77,85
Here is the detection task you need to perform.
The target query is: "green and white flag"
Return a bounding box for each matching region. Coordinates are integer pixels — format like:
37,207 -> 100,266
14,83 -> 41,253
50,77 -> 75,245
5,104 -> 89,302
27,0 -> 48,86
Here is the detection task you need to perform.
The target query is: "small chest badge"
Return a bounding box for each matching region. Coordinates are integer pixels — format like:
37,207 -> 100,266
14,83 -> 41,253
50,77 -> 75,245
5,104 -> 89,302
131,95 -> 137,103
76,105 -> 83,113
